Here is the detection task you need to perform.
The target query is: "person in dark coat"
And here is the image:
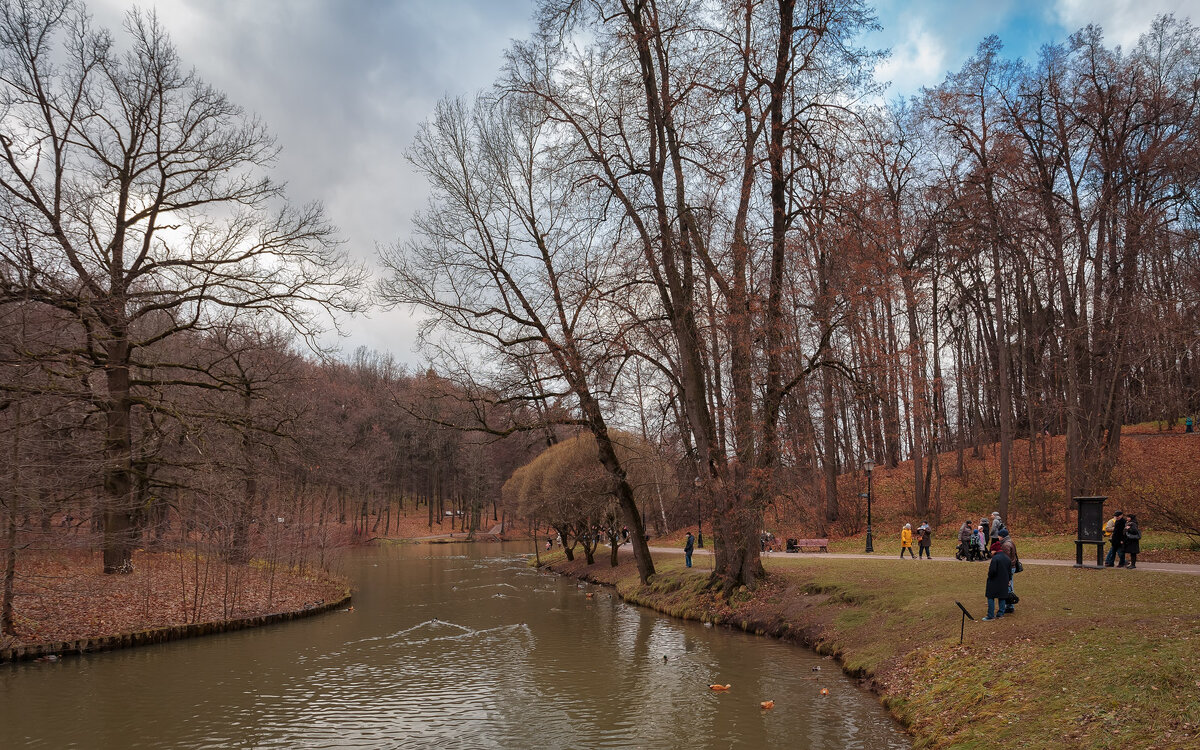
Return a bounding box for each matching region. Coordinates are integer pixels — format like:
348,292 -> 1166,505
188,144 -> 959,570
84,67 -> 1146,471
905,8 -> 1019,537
983,548 -> 1012,620
957,520 -> 972,560
999,529 -> 1019,614
1123,515 -> 1141,569
1105,511 -> 1127,567
684,532 -> 695,568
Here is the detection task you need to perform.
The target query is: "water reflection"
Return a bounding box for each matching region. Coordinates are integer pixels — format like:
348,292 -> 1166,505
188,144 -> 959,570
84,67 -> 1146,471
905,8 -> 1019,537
0,543 -> 907,749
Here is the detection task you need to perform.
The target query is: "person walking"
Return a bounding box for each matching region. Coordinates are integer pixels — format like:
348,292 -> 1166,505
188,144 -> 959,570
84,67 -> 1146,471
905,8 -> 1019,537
990,512 -> 1007,542
983,546 -> 1013,621
1103,510 -> 1119,559
918,522 -> 932,559
684,532 -> 695,568
901,523 -> 915,559
999,528 -> 1019,614
1105,511 -> 1127,567
1124,515 -> 1141,569
957,520 -> 972,560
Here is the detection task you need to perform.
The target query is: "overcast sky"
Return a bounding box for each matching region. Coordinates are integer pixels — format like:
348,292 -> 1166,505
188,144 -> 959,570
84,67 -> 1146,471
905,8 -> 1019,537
86,0 -> 1192,367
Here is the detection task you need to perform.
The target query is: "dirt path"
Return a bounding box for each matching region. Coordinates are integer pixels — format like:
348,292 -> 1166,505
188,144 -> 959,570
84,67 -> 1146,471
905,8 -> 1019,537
643,545 -> 1200,575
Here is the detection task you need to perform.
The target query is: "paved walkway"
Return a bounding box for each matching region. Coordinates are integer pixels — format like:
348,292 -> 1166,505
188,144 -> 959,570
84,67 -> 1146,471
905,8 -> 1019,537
644,545 -> 1200,575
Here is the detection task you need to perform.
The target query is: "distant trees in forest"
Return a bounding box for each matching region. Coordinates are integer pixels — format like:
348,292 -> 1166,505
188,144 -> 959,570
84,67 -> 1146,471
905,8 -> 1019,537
2,0 -> 1198,606
388,1 -> 1200,588
0,1 -> 536,632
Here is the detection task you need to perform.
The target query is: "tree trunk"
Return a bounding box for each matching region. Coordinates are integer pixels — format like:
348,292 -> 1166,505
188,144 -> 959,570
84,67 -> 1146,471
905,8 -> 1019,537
2,400 -> 20,636
102,341 -> 136,575
822,367 -> 839,523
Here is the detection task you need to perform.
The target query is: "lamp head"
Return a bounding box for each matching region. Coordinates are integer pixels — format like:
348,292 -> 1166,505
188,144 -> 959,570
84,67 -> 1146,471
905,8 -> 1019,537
864,458 -> 875,474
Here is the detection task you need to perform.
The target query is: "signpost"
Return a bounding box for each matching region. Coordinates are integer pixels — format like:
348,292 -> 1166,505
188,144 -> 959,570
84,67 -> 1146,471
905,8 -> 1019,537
955,601 -> 975,645
1074,496 -> 1107,568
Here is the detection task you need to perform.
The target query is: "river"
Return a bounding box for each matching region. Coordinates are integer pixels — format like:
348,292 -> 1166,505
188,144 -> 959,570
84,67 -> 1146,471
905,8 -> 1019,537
0,542 -> 908,749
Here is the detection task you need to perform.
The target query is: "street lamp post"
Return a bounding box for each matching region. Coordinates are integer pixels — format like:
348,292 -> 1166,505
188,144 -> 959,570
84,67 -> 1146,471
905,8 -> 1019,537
694,476 -> 704,548
864,458 -> 875,553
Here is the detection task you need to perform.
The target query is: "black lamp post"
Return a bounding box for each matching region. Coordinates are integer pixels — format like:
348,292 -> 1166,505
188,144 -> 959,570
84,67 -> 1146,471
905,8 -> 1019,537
864,458 -> 875,553
694,476 -> 704,548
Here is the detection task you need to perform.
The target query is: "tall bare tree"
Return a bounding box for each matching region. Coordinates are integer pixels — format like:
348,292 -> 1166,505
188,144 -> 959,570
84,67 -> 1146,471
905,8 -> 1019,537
0,2 -> 365,572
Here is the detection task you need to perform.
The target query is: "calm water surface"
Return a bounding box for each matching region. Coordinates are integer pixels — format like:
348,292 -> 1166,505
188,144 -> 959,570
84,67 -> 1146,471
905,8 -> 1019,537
0,542 -> 908,749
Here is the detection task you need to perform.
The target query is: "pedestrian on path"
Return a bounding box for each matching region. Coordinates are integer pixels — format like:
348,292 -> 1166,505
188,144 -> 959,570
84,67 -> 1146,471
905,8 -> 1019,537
983,547 -> 1013,621
990,512 -> 1007,542
918,522 -> 932,559
957,520 -> 972,560
684,532 -> 695,568
999,528 -> 1019,614
1124,515 -> 1141,569
1105,511 -> 1127,567
901,523 -> 915,559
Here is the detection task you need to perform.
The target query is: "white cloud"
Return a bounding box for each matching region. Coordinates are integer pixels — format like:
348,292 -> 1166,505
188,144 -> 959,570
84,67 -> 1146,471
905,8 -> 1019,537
78,0 -> 534,365
875,22 -> 948,96
1055,0 -> 1194,48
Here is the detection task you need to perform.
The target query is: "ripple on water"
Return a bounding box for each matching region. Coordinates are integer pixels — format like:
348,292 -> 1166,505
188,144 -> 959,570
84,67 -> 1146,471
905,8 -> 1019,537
0,544 -> 907,750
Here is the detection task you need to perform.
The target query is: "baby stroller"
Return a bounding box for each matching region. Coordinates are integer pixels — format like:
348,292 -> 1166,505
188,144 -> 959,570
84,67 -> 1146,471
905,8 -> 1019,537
962,533 -> 986,562
955,532 -> 984,561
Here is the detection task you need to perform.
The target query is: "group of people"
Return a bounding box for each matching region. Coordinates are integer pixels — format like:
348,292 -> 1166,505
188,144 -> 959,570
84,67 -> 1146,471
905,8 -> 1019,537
954,513 -> 1009,562
900,512 -> 1022,621
864,502 -> 1153,625
900,514 -> 1012,561
951,512 -> 1021,620
899,522 -> 933,558
1104,510 -> 1142,569
984,524 -> 1020,620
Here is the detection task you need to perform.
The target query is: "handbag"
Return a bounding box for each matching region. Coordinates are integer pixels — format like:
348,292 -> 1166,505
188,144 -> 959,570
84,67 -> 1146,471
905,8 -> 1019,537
1014,560 -> 1024,573
1008,592 -> 1020,604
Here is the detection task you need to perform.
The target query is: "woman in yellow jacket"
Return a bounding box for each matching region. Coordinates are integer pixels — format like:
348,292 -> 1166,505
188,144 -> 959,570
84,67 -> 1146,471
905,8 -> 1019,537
901,523 -> 915,558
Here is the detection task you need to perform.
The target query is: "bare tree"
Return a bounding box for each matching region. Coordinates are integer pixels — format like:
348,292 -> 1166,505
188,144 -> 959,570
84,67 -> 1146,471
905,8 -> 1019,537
0,2 -> 366,572
379,94 -> 657,583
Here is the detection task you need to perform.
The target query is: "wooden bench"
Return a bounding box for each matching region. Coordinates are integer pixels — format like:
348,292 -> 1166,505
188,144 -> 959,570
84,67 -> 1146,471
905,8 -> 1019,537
786,538 -> 829,553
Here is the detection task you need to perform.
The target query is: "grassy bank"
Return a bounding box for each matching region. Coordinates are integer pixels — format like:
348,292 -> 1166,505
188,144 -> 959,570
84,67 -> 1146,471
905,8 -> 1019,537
549,550 -> 1200,749
824,532 -> 1200,562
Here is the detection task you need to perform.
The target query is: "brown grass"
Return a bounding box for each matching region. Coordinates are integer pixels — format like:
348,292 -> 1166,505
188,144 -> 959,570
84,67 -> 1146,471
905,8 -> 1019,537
549,546 -> 1200,749
2,549 -> 346,648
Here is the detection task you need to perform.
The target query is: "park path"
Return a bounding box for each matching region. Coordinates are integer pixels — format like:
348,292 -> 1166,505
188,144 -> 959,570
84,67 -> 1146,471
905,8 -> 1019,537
645,544 -> 1200,576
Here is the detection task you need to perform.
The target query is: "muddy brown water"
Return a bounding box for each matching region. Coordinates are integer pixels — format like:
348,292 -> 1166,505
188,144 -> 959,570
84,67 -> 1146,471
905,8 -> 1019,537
0,542 -> 909,749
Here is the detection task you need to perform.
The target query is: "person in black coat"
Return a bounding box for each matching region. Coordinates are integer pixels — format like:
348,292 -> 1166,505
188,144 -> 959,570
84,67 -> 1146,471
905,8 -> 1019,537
1124,515 -> 1141,569
984,549 -> 1012,620
1105,511 -> 1127,567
